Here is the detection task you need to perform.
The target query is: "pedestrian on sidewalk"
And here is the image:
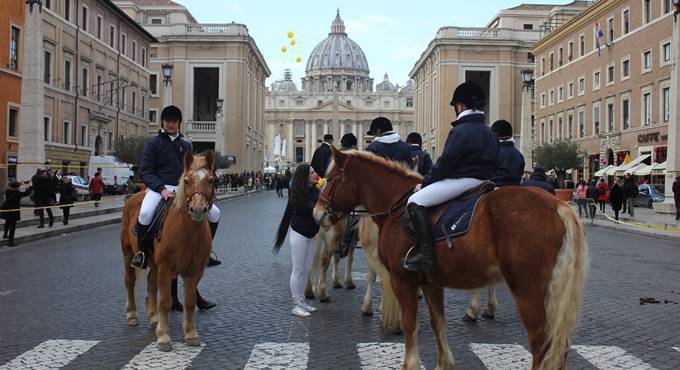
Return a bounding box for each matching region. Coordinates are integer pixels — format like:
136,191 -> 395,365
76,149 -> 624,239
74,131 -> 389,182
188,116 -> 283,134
609,178 -> 624,221
673,175 -> 680,222
33,169 -> 55,228
1,181 -> 33,247
597,178 -> 609,213
623,176 -> 638,217
575,180 -> 588,218
274,164 -> 321,318
89,172 -> 105,208
586,180 -> 599,219
59,177 -> 77,225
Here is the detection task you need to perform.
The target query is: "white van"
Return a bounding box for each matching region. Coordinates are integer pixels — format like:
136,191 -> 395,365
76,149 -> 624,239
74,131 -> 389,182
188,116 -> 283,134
88,156 -> 134,194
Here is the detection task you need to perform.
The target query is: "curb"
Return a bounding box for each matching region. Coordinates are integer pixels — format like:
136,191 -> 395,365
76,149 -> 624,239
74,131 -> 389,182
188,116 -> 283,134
14,205 -> 125,228
585,221 -> 680,241
0,191 -> 260,248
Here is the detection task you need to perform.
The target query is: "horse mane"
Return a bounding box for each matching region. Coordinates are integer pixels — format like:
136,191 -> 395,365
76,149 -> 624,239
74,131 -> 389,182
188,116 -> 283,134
346,150 -> 422,181
174,155 -> 209,210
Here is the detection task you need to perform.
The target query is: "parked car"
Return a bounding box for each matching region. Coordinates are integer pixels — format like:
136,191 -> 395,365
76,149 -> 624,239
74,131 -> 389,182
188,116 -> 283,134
65,175 -> 90,200
88,156 -> 133,195
635,184 -> 665,208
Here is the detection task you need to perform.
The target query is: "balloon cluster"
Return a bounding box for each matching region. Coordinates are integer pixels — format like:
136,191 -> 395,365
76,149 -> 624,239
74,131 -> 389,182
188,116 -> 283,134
281,31 -> 302,64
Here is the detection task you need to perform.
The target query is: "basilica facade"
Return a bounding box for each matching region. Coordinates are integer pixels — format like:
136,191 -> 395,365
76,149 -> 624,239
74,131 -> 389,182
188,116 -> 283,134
265,11 -> 414,166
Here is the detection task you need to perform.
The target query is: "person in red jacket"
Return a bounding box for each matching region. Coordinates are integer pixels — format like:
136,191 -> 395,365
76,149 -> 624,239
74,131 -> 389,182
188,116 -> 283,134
89,172 -> 105,207
596,178 -> 609,213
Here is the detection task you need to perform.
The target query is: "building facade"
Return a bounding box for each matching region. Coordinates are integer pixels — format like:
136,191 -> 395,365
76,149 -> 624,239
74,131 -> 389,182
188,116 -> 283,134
115,0 -> 271,173
532,0 -> 674,179
0,0 -> 25,192
409,3 -> 587,160
265,11 -> 414,167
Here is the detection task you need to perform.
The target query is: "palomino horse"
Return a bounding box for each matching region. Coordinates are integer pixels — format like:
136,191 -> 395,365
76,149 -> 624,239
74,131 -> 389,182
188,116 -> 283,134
120,151 -> 215,352
314,148 -> 588,370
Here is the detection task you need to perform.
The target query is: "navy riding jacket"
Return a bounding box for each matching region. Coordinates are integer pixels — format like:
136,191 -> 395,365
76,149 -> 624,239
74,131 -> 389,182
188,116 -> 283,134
422,113 -> 499,187
491,141 -> 525,187
140,131 -> 193,193
367,140 -> 413,167
409,144 -> 433,177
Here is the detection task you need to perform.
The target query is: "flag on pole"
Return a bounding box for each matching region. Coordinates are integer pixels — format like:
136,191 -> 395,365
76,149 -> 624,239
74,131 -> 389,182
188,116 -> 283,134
595,20 -> 604,56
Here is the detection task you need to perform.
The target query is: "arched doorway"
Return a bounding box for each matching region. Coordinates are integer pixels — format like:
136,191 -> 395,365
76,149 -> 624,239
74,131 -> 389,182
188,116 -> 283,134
606,149 -> 614,166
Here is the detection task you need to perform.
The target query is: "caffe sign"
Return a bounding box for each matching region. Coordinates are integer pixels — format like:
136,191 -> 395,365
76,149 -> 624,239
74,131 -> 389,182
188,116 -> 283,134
637,132 -> 666,143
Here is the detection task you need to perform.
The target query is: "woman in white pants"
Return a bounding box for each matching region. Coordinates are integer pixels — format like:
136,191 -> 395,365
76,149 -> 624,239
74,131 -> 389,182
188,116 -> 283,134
274,164 -> 321,317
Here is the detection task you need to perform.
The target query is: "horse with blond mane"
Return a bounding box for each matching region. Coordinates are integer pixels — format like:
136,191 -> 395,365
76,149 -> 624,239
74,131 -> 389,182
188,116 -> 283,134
315,147 -> 588,370
120,150 -> 215,352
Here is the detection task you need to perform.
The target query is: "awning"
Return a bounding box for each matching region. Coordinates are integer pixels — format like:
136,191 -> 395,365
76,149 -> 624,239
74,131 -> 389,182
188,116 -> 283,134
606,165 -> 617,176
652,161 -> 667,175
594,165 -> 615,177
615,154 -> 651,174
633,163 -> 653,176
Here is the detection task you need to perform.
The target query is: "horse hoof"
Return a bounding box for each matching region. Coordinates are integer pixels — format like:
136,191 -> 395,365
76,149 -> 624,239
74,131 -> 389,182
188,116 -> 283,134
157,342 -> 172,352
332,283 -> 343,289
319,296 -> 331,303
345,283 -> 356,290
463,314 -> 478,322
362,310 -> 374,317
482,312 -> 495,320
305,293 -> 315,299
185,337 -> 200,347
127,318 -> 139,326
390,327 -> 403,335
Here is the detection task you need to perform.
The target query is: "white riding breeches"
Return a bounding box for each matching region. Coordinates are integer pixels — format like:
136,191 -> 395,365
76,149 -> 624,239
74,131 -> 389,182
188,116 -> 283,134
408,178 -> 485,207
289,228 -> 317,306
138,184 -> 221,225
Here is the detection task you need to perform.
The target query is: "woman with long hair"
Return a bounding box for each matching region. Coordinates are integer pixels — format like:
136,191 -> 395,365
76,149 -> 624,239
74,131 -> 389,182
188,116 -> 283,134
274,164 -> 321,317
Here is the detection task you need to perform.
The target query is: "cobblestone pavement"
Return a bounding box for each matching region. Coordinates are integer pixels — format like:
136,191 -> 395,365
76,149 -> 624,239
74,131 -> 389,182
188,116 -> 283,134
0,191 -> 679,369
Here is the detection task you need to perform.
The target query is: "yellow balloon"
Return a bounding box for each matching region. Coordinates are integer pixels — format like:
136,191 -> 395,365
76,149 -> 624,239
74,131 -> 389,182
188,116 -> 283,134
290,39 -> 296,46
287,31 -> 294,39
281,46 -> 288,53
296,56 -> 302,63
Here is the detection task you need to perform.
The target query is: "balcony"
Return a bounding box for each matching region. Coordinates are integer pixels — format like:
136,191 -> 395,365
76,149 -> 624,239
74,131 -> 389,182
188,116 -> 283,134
186,120 -> 216,142
160,23 -> 250,37
437,27 -> 541,42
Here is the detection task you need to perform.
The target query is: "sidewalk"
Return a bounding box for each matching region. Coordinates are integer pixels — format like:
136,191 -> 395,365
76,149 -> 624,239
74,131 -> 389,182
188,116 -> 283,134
572,202 -> 680,240
1,189 -> 259,248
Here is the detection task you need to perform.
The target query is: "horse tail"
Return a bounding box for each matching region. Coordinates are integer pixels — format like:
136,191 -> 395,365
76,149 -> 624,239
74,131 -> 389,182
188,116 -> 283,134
273,202 -> 292,254
541,203 -> 589,370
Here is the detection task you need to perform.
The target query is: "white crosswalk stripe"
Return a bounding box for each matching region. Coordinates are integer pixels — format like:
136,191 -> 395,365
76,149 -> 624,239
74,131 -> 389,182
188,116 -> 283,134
120,342 -> 204,370
673,346 -> 680,353
0,339 -> 99,370
243,342 -> 309,370
470,343 -> 532,370
572,345 -> 657,370
357,342 -> 424,370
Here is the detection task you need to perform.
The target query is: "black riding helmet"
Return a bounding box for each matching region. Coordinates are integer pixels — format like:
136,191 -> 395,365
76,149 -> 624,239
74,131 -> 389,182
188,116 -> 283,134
340,133 -> 358,148
450,81 -> 485,111
491,120 -> 513,139
406,132 -> 423,146
367,116 -> 393,136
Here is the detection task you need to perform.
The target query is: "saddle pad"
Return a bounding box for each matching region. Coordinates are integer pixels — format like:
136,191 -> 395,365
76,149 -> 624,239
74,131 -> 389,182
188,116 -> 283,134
402,193 -> 485,243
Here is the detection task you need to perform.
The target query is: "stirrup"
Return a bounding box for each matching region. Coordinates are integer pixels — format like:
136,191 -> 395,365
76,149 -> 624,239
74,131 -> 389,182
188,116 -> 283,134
130,251 -> 146,269
401,246 -> 418,269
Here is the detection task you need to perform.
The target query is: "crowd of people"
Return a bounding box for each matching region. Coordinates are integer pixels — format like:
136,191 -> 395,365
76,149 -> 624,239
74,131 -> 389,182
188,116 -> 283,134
214,172 -> 278,193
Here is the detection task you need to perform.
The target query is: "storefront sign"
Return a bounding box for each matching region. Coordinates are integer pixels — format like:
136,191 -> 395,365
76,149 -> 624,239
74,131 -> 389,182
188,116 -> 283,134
637,132 -> 661,143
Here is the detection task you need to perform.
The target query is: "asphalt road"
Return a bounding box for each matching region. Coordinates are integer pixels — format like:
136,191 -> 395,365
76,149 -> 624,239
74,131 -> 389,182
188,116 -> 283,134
0,191 -> 678,369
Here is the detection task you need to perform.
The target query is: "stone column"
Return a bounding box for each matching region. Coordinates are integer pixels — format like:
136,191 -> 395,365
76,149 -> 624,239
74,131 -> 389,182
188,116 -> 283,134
519,86 -> 534,173
215,113 -> 224,154
305,122 -> 311,162
287,121 -> 294,163
655,16 -> 680,214
358,121 -> 365,151
311,121 -> 317,149
18,3 -> 45,182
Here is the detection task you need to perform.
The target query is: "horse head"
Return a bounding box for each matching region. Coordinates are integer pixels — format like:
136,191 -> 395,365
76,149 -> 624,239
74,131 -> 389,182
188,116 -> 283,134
176,150 -> 215,223
314,146 -> 361,228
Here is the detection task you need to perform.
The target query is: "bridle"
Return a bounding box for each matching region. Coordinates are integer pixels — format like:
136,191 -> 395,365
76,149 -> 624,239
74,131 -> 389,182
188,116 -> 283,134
182,169 -> 215,212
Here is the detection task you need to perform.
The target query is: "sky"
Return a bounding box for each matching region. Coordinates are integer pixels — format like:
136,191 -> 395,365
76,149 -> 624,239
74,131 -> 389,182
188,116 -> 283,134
173,0 -> 568,87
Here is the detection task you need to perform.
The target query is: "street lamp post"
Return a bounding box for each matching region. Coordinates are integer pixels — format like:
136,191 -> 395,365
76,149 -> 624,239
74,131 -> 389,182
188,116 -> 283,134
519,69 -> 535,173
215,98 -> 224,154
161,63 -> 173,108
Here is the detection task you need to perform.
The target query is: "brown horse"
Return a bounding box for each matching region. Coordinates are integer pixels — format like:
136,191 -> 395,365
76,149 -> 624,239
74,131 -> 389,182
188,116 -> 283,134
314,147 -> 588,370
120,151 -> 215,352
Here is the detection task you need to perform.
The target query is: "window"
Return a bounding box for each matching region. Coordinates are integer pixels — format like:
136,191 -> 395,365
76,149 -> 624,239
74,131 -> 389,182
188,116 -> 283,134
317,100 -> 323,106
44,116 -> 51,142
593,70 -> 601,90
607,17 -> 614,45
540,92 -> 546,108
109,80 -> 115,106
593,103 -> 601,135
406,98 -> 413,107
63,121 -> 71,144
558,116 -> 563,140
132,90 -> 136,114
81,5 -> 88,32
121,33 -> 127,55
568,41 -> 574,61
43,50 -> 51,83
578,109 -> 585,138
8,107 -> 19,138
96,15 -> 102,39
549,119 -> 554,143
541,58 -> 546,75
64,0 -> 71,22
558,47 -> 563,66
549,52 -> 554,71
558,86 -> 564,102
607,102 -> 614,131
142,95 -> 146,117
540,120 -> 545,143
643,0 -> 651,24
642,49 -> 652,71
9,26 -> 20,70
80,124 -> 87,146
141,48 -> 146,67
149,110 -> 158,123
622,97 -> 630,129
109,25 -> 115,48
567,113 -> 574,139
665,0 -> 672,14
64,59 -> 71,91
45,0 -> 51,9
132,40 -> 137,62
81,67 -> 88,96
642,91 -> 652,126
607,64 -> 615,84
151,18 -> 163,25
150,74 -> 158,96
578,77 -> 585,95
523,24 -> 533,30
568,81 -> 574,98
621,58 -> 630,79
96,75 -> 102,101
579,34 -> 585,57
622,9 -> 630,34
662,86 -> 670,122
662,42 -> 672,64
549,89 -> 555,105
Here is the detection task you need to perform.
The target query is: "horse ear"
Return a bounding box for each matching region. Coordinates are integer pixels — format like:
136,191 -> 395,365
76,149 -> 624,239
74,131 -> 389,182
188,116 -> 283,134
184,149 -> 194,170
205,150 -> 215,170
331,146 -> 347,168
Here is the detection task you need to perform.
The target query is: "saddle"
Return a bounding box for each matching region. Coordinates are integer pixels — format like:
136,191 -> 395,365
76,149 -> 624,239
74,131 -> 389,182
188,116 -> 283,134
401,180 -> 495,245
147,198 -> 172,243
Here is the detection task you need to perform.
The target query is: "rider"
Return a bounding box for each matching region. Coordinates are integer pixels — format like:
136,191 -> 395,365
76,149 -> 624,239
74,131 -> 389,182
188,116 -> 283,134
311,134 -> 334,178
490,120 -> 525,187
402,81 -> 499,271
131,105 -> 220,309
406,132 -> 433,177
336,133 -> 359,258
366,117 -> 412,167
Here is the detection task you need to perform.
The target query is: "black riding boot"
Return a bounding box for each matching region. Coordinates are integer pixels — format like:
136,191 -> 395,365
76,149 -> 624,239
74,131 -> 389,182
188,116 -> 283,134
130,221 -> 150,269
401,203 -> 435,271
207,222 -> 222,267
37,212 -> 45,228
196,289 -> 216,310
171,278 -> 183,312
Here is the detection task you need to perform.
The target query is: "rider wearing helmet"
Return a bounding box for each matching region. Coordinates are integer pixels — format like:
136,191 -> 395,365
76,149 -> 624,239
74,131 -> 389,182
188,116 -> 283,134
406,132 -> 433,177
366,117 -> 413,167
402,81 -> 499,271
490,120 -> 525,187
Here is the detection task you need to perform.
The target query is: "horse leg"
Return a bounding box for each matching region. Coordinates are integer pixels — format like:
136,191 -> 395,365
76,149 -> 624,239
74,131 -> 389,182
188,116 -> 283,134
155,267 -> 173,352
316,246 -> 332,302
344,244 -> 356,289
146,265 -> 159,328
482,285 -> 497,319
182,275 -> 201,347
361,267 -> 375,316
331,254 -> 342,289
512,293 -> 550,370
464,289 -> 481,322
422,285 -> 455,370
124,265 -> 139,326
392,278 -> 420,370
